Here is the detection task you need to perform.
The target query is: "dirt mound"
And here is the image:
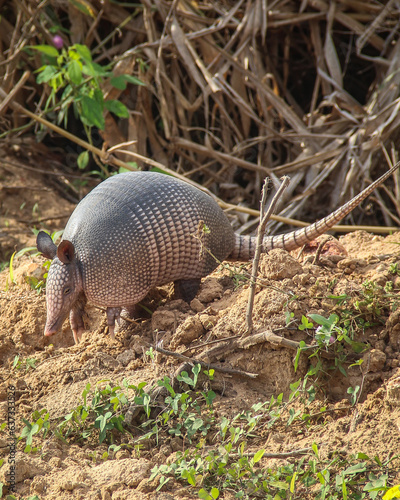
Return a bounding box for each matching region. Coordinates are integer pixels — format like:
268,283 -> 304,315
1,162 -> 400,499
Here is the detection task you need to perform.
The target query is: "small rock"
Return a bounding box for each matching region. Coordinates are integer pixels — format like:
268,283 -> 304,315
30,476 -> 48,494
197,278 -> 224,303
199,314 -> 217,330
369,273 -> 390,286
130,335 -> 150,355
259,249 -> 303,280
116,349 -> 135,366
170,436 -> 183,452
96,353 -> 120,370
293,273 -> 311,286
171,316 -> 204,347
115,449 -> 131,459
151,309 -> 176,331
101,488 -> 112,500
48,457 -> 61,468
337,258 -> 367,270
60,480 -> 74,491
386,374 -> 400,406
190,298 -> 205,312
363,349 -> 386,372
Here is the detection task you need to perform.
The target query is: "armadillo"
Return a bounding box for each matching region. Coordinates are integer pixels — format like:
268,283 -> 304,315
37,163 -> 400,343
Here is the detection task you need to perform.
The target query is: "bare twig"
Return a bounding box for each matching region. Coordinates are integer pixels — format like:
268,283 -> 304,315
312,235 -> 334,265
238,329 -> 361,362
154,346 -> 258,378
0,70 -> 30,115
245,176 -> 290,334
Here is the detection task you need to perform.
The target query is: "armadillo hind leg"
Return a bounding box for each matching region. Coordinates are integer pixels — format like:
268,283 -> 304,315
69,293 -> 87,344
107,307 -> 121,340
174,278 -> 202,303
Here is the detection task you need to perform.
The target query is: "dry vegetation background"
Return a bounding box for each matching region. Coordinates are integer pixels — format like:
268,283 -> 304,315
1,0 -> 400,233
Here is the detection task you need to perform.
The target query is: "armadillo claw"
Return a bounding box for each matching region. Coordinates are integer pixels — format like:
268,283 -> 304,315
72,327 -> 85,344
70,307 -> 86,344
108,324 -> 115,340
106,307 -> 120,340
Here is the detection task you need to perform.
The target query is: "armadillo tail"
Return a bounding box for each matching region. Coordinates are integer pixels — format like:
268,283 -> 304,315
228,234 -> 256,261
228,161 -> 400,259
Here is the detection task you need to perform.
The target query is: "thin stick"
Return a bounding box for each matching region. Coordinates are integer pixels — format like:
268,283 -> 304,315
0,70 -> 30,115
239,329 -> 362,362
245,176 -> 290,334
154,346 -> 258,378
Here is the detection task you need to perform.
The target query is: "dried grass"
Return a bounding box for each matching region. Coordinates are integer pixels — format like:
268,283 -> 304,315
0,0 -> 400,233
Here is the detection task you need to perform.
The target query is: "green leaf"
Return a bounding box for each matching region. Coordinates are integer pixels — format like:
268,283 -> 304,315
150,167 -> 172,175
299,315 -> 313,330
36,66 -> 59,84
104,99 -> 129,118
80,95 -> 105,129
77,150 -> 89,169
290,471 -> 298,493
342,477 -> 348,500
73,44 -> 93,61
342,462 -> 366,475
253,449 -> 265,464
82,61 -> 109,77
30,45 -> 59,57
93,87 -> 105,105
308,313 -> 338,328
199,489 -> 219,500
68,60 -> 82,85
118,164 -> 137,173
20,422 -> 39,445
122,74 -> 146,86
110,75 -> 128,90
68,0 -> 96,17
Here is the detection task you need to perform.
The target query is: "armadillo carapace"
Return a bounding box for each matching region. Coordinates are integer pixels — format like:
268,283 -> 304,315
37,163 -> 400,343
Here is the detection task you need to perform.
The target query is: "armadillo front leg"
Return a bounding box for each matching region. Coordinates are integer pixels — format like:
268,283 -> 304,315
174,278 -> 201,303
70,293 -> 87,344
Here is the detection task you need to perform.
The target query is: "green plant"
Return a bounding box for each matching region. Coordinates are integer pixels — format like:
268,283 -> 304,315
12,355 -> 37,372
151,420 -> 398,499
139,365 -> 216,445
19,409 -> 51,453
13,365 -> 400,498
29,42 -> 145,172
57,380 -> 140,444
9,230 -> 63,293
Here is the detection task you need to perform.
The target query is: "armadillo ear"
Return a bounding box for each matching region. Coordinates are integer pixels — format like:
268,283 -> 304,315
36,231 -> 57,259
57,240 -> 75,264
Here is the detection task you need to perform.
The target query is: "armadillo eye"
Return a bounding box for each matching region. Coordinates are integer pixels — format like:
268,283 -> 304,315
64,288 -> 71,295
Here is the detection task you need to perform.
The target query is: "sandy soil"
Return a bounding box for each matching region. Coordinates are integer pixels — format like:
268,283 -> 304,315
1,159 -> 400,499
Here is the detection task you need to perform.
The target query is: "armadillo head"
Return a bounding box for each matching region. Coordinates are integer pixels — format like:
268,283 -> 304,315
36,231 -> 83,340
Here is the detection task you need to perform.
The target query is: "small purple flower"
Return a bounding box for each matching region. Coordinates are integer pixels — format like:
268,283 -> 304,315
52,35 -> 64,50
329,336 -> 336,345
